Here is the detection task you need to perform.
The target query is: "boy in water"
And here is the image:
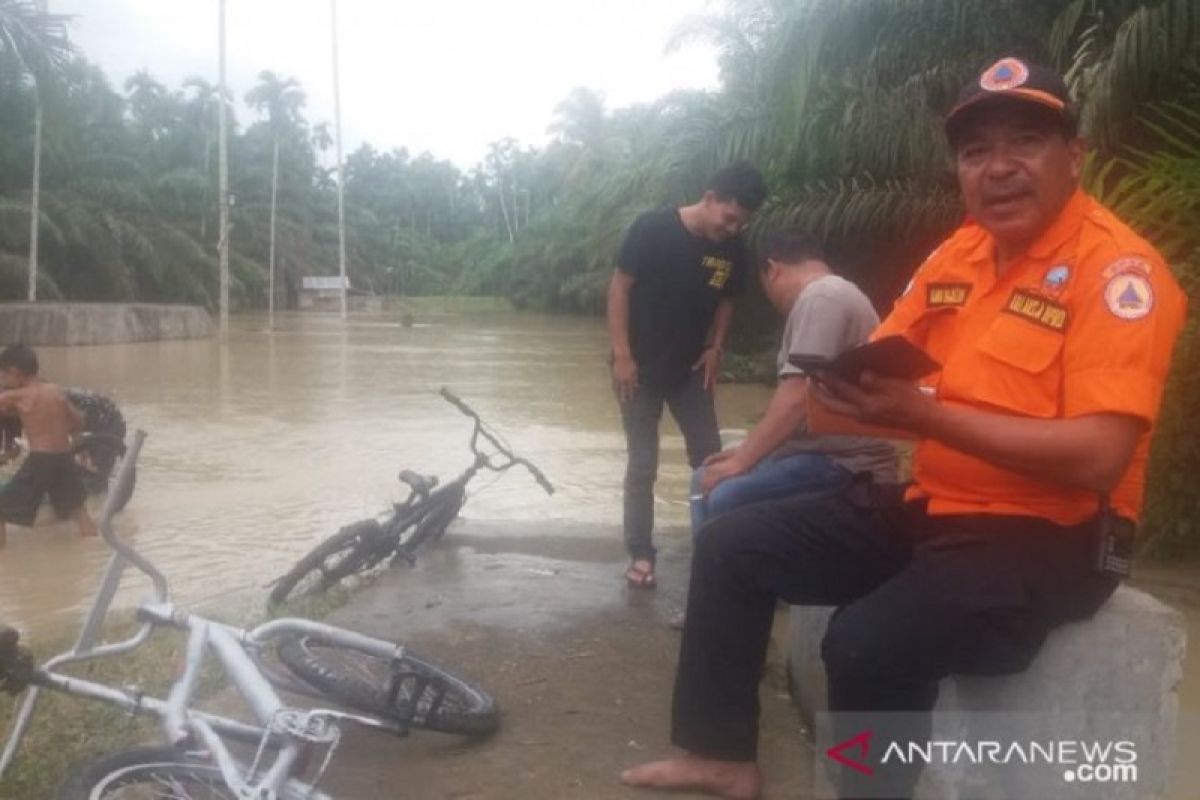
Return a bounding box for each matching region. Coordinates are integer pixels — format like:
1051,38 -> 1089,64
0,345 -> 96,548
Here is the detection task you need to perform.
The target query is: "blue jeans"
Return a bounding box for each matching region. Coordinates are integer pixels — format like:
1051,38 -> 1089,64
690,452 -> 853,534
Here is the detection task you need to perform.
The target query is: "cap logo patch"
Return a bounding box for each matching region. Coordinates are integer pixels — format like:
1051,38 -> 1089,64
1104,274 -> 1154,320
980,58 -> 1029,92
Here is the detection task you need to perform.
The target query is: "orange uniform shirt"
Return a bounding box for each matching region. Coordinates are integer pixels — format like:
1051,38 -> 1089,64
875,189 -> 1187,525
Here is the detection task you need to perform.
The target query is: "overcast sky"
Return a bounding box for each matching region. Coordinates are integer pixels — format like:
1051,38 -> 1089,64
54,0 -> 721,168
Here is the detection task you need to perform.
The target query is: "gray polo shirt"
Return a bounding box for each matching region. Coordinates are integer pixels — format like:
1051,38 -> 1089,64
774,274 -> 898,482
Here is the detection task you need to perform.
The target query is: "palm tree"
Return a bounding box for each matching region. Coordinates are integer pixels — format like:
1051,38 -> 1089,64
0,0 -> 72,301
1050,0 -> 1200,150
246,70 -> 304,328
183,75 -> 220,241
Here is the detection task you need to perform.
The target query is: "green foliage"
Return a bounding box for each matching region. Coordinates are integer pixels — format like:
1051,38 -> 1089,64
1086,96 -> 1200,556
1142,263 -> 1200,558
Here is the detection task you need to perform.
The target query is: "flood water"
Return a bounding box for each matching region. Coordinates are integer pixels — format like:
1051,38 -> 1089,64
0,307 -> 771,632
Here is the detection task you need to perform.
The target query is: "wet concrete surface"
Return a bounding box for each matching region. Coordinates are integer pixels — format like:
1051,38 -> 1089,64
294,520 -> 1200,800
309,520 -> 815,800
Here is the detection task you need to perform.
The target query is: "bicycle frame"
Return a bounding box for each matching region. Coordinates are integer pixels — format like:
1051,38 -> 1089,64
0,431 -> 409,798
379,389 -> 554,554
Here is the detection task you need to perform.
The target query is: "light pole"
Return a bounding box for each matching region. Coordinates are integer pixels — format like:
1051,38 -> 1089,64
217,0 -> 230,335
331,0 -> 348,319
27,0 -> 48,302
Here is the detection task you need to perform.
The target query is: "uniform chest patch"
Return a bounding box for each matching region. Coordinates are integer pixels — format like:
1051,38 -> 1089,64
702,256 -> 733,289
927,282 -> 972,308
1004,289 -> 1068,331
1104,274 -> 1154,320
1042,264 -> 1071,294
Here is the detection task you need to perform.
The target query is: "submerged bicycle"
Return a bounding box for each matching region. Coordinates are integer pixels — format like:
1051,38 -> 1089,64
0,430 -> 497,799
269,387 -> 554,606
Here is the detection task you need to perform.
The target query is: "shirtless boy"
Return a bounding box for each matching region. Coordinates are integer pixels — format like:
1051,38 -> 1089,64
0,345 -> 96,547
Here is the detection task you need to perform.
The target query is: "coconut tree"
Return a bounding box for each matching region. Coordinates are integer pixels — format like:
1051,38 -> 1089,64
182,75 -> 222,241
246,70 -> 304,327
0,0 -> 72,301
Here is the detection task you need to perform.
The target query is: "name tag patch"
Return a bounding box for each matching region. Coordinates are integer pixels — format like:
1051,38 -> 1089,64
927,283 -> 972,308
1005,290 -> 1068,331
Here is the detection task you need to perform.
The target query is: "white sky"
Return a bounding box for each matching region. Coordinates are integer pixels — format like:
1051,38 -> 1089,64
55,0 -> 721,168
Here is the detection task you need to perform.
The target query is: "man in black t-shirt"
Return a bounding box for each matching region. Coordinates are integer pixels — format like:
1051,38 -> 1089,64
607,162 -> 767,589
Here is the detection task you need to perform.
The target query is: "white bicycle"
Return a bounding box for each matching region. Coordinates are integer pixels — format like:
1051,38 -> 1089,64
0,430 -> 497,799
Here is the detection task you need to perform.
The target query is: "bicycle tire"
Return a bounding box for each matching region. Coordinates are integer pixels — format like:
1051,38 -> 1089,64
54,746 -> 327,800
276,634 -> 498,736
55,747 -> 234,799
268,519 -> 389,606
397,482 -> 465,556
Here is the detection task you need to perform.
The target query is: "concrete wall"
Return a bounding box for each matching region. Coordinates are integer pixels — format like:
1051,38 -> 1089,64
298,293 -> 383,313
789,587 -> 1186,799
0,303 -> 213,346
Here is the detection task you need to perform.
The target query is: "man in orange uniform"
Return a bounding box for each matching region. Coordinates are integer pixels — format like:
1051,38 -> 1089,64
623,58 -> 1187,800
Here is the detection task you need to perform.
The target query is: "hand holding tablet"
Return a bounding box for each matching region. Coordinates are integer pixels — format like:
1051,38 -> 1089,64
787,335 -> 940,383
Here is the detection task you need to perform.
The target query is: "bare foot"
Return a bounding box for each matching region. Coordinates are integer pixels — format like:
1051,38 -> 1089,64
622,755 -> 762,799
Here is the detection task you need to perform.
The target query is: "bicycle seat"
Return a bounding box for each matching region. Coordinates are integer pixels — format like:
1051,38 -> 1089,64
398,470 -> 438,496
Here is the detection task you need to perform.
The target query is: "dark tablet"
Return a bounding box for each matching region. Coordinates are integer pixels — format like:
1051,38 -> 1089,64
788,335 -> 940,382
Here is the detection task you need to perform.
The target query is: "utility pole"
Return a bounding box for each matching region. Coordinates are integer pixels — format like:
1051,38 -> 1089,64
217,0 -> 230,334
331,0 -> 347,319
268,135 -> 278,330
27,0 -> 48,302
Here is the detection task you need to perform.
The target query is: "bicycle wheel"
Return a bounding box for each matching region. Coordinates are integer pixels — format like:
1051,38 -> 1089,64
55,746 -> 326,800
276,634 -> 498,736
268,519 -> 389,606
396,482 -> 465,557
54,746 -> 234,799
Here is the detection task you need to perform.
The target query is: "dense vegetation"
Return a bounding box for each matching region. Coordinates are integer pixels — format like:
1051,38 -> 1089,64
1,0 -> 1197,551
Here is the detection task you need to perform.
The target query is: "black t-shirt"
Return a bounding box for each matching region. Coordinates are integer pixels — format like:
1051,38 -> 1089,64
617,207 -> 748,390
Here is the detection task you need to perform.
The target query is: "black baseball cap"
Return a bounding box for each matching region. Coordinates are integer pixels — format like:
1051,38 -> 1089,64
945,57 -> 1075,138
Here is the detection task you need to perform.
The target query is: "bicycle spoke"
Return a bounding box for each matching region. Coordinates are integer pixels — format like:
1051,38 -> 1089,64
101,766 -> 230,799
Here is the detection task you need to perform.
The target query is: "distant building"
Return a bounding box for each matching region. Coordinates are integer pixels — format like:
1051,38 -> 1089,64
298,275 -> 382,313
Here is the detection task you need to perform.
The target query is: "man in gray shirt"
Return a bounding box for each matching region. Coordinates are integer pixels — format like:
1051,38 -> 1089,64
692,230 -> 896,531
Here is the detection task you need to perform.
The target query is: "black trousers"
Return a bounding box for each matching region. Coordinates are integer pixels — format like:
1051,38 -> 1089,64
671,481 -> 1117,799
620,369 -> 721,562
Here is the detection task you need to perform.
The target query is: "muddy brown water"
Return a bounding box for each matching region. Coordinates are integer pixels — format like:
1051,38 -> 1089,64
0,308 -> 771,632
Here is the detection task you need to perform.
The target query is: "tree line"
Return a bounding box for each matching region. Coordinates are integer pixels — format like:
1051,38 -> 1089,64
1,0 -> 1197,552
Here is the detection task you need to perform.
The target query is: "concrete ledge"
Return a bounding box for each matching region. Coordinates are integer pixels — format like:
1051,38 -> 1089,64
0,302 -> 213,345
788,586 -> 1186,799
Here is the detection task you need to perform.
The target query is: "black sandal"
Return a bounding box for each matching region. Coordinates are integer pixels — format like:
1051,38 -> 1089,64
625,561 -> 657,590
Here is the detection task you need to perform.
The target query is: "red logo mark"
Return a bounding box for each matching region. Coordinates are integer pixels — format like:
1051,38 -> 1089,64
826,730 -> 875,777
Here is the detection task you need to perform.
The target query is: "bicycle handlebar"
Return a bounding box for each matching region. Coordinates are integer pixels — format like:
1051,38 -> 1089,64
99,429 -> 168,603
439,387 -> 555,495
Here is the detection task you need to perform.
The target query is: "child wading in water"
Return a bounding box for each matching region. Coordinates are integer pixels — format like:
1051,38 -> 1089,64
0,345 -> 97,548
